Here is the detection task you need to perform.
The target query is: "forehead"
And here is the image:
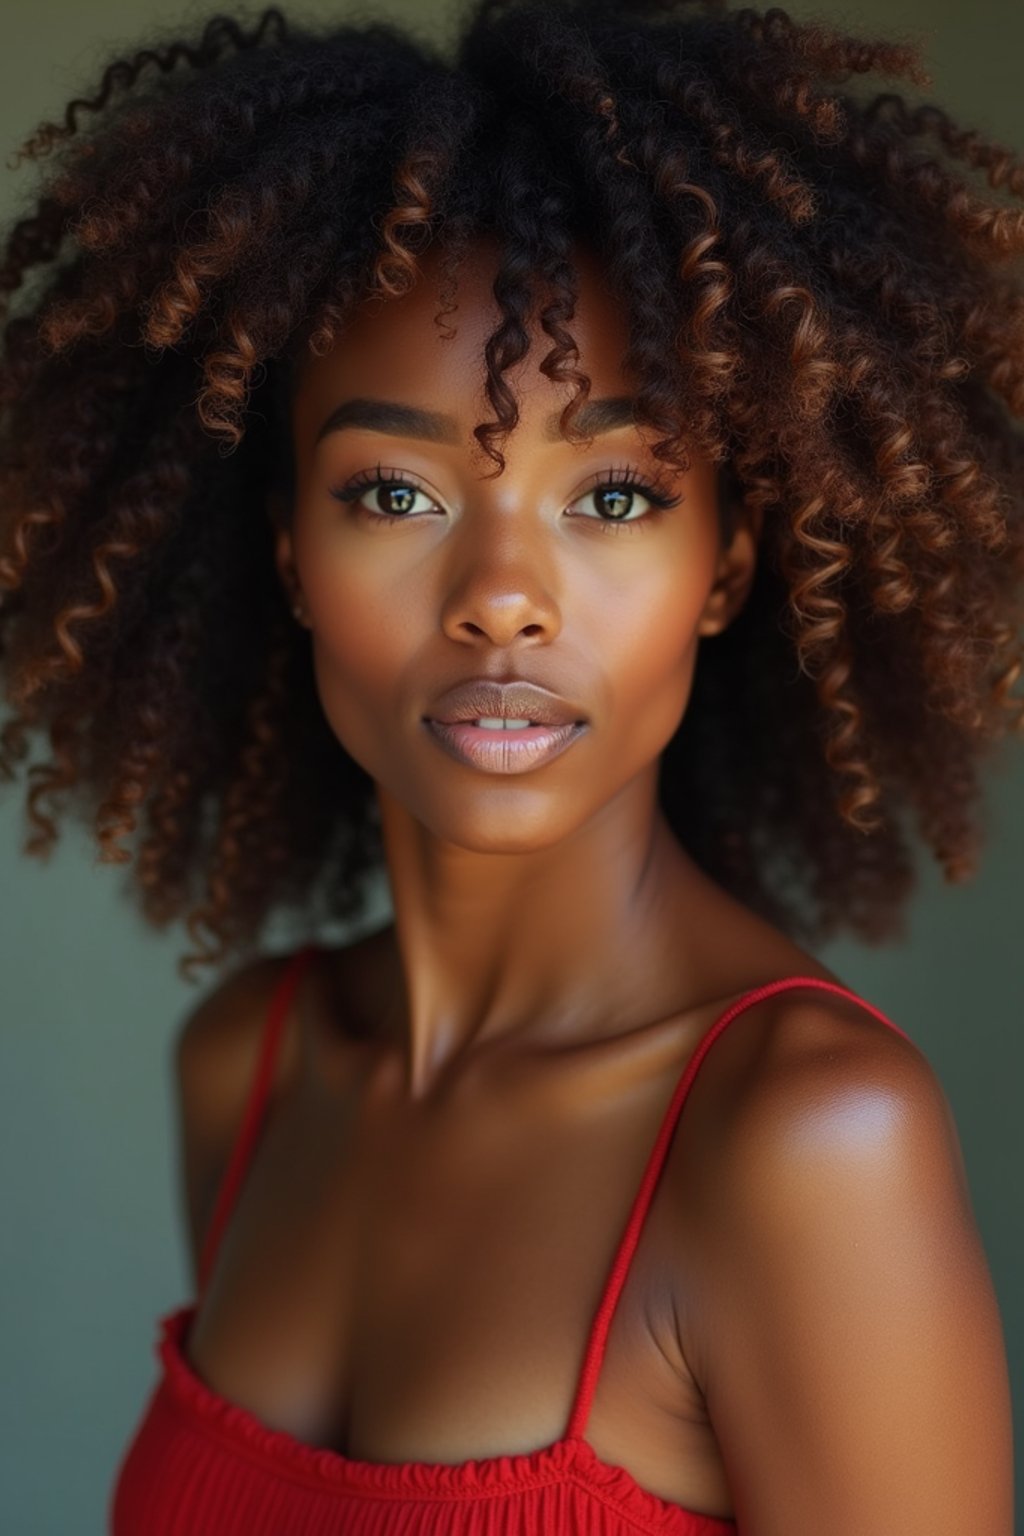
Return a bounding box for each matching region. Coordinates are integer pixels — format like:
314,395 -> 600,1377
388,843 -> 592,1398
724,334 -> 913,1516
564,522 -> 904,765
291,236 -> 633,456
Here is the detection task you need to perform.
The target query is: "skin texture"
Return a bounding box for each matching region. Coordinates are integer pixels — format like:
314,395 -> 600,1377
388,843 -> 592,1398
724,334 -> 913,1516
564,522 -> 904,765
178,235 -> 1014,1533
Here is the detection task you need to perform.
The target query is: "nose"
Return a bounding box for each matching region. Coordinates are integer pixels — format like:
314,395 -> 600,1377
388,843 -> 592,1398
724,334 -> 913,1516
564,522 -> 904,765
437,519 -> 563,647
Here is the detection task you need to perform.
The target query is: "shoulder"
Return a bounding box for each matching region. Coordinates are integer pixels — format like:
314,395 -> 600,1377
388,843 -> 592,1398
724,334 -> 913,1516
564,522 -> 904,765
174,936 -> 371,1136
677,986 -> 1013,1531
685,981 -> 967,1262
707,982 -> 948,1172
671,977 -> 941,1203
174,949 -> 302,1122
174,947 -> 321,1278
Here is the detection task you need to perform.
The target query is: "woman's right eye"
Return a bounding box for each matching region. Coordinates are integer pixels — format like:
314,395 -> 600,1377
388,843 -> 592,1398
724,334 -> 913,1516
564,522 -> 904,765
329,466 -> 436,523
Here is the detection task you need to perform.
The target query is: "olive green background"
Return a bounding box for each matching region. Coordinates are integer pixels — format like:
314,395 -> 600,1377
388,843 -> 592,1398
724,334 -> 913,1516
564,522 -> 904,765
1,1 -> 1020,1531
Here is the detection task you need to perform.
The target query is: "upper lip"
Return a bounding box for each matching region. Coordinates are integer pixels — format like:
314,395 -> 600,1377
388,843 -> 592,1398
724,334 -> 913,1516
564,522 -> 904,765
425,677 -> 587,727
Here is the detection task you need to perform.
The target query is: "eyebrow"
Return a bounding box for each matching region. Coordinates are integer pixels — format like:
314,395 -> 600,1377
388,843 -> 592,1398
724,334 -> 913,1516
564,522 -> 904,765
313,395 -> 638,447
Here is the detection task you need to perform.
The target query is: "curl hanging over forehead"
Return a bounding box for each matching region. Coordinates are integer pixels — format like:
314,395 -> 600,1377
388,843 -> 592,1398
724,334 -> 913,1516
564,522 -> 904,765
1,0 -> 1023,979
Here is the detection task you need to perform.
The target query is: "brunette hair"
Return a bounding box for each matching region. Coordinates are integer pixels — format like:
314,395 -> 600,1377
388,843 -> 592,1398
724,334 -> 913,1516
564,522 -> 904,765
2,0 -> 1023,981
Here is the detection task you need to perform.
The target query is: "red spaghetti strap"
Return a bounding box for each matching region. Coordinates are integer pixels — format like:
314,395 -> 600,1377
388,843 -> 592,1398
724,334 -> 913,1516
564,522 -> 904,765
565,974 -> 912,1441
196,943 -> 322,1298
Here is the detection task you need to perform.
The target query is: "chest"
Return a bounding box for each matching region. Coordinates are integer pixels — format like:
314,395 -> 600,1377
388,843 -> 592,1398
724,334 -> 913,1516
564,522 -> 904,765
185,1031 -> 735,1518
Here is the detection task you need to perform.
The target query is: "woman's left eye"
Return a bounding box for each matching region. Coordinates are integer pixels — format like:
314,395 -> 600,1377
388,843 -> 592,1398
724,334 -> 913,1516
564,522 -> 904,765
328,463 -> 683,532
570,472 -> 683,531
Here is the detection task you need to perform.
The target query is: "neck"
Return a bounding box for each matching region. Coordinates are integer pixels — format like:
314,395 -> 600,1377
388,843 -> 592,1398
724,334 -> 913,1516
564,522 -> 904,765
371,766 -> 713,1102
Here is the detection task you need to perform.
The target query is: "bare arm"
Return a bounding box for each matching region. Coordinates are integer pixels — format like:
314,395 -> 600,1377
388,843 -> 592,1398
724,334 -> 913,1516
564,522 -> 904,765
686,1004 -> 1014,1535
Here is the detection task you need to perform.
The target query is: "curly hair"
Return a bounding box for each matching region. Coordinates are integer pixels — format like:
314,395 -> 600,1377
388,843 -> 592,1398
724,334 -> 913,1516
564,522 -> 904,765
1,0 -> 1023,984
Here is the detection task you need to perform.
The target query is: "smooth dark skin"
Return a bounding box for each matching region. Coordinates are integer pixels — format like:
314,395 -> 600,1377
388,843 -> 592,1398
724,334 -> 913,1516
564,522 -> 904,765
176,236 -> 1014,1532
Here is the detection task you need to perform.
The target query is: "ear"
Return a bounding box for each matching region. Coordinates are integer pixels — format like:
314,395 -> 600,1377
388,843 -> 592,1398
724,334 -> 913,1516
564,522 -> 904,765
268,495 -> 309,627
696,497 -> 763,639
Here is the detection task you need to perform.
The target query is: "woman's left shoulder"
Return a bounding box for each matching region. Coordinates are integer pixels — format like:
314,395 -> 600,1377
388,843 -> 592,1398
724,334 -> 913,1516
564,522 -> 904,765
678,984 -> 1013,1535
754,972 -> 928,1073
707,975 -> 966,1206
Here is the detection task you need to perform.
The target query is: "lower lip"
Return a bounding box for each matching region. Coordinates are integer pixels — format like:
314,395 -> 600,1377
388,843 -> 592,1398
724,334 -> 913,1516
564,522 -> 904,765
423,719 -> 587,773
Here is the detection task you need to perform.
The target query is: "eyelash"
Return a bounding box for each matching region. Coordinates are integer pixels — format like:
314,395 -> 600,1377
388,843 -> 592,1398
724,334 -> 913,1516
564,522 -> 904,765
328,462 -> 683,534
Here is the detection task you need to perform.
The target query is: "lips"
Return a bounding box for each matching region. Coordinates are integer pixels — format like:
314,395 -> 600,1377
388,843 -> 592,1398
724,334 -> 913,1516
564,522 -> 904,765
425,677 -> 586,728
423,717 -> 586,774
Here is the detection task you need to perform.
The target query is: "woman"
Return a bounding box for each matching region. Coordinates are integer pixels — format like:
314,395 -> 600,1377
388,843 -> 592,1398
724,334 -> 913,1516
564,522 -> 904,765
0,0 -> 1016,1530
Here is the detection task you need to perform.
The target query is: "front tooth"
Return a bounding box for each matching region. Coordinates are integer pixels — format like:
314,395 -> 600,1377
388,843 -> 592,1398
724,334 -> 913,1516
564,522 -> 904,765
474,717 -> 533,729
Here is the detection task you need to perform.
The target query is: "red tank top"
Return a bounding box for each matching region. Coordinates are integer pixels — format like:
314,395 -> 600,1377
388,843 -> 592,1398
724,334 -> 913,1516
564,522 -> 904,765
109,943 -> 911,1534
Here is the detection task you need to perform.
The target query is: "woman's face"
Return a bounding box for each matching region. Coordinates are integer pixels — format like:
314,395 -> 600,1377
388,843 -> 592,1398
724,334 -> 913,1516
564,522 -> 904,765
276,237 -> 758,851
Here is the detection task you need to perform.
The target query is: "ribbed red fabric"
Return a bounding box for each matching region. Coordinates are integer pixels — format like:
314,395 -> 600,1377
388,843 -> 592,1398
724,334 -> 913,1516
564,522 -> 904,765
110,945 -> 911,1534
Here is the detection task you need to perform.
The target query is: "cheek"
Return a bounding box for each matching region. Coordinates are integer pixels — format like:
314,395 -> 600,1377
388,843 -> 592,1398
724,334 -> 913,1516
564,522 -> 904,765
598,558 -> 711,734
304,552 -> 421,757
